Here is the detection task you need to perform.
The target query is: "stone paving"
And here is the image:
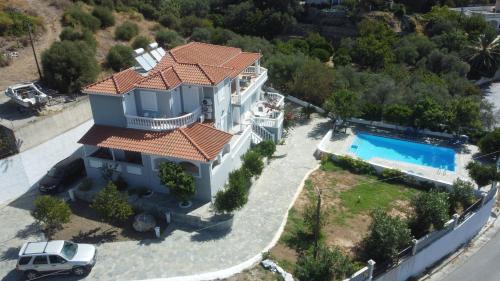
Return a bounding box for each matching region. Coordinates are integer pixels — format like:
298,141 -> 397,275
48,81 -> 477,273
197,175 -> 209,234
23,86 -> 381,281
0,116 -> 329,281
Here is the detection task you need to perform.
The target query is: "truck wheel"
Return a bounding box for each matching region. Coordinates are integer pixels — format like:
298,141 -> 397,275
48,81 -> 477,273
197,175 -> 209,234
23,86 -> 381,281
72,266 -> 89,276
25,270 -> 39,280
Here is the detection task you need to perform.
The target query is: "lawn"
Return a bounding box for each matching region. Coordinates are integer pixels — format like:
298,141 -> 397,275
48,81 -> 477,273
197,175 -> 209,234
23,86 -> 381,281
269,160 -> 422,272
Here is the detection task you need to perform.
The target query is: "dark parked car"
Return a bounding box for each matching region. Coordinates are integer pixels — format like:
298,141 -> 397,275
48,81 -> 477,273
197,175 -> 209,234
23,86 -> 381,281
38,157 -> 85,193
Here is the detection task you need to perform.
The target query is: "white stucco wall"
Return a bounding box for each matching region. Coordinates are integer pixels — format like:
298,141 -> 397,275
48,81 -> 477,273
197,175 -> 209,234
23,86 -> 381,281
0,120 -> 93,205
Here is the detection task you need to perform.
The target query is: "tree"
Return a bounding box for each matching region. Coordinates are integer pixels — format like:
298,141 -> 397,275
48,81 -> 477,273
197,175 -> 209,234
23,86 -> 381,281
264,52 -> 308,92
158,161 -> 196,203
180,16 -> 212,36
295,245 -> 355,281
155,28 -> 184,48
91,182 -> 134,223
289,59 -> 334,105
92,6 -> 114,28
41,40 -> 99,94
59,27 -> 97,51
253,140 -> 276,159
32,196 -> 71,234
324,89 -> 359,121
132,35 -> 151,50
467,34 -> 500,80
448,96 -> 482,134
106,45 -> 134,71
363,209 -> 412,263
478,128 -> 500,157
466,161 -> 500,188
449,179 -> 475,214
242,150 -> 264,177
411,97 -> 446,131
410,191 -> 450,237
383,104 -> 413,126
114,21 -> 138,41
62,5 -> 101,32
159,13 -> 181,30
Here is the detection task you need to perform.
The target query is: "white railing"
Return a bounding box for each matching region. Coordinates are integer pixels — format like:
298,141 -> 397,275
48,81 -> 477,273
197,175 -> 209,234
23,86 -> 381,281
251,121 -> 275,143
232,67 -> 268,104
264,92 -> 285,108
125,107 -> 202,131
243,65 -> 257,74
252,111 -> 284,128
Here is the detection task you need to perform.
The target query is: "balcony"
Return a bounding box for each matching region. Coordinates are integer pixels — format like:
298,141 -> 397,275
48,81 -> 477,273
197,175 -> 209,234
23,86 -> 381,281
125,107 -> 202,131
231,67 -> 268,105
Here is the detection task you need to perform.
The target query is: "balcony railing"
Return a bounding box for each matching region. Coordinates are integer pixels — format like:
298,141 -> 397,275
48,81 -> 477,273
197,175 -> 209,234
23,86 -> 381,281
263,92 -> 285,108
125,107 -> 202,131
231,67 -> 268,105
252,111 -> 284,128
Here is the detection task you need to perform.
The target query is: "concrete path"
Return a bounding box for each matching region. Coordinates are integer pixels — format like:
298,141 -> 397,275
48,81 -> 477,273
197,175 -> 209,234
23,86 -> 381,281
482,82 -> 500,127
0,116 -> 329,281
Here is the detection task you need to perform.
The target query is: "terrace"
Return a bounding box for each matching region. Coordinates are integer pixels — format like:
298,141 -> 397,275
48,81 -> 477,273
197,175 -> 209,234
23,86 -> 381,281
231,66 -> 268,105
125,107 -> 202,131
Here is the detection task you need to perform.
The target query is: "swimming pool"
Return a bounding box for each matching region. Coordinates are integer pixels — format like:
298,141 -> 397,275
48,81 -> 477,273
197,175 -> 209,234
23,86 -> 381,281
349,133 -> 456,171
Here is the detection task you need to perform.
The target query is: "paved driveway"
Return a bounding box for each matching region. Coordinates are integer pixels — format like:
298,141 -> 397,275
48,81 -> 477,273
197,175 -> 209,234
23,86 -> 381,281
0,116 -> 329,281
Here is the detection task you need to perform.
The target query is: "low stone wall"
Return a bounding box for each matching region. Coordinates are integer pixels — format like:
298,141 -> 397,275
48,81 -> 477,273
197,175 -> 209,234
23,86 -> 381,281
285,96 -> 326,114
348,118 -> 455,139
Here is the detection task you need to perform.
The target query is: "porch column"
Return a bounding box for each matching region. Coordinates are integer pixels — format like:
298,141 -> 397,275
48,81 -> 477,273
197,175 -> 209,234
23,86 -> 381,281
236,76 -> 241,96
256,60 -> 261,75
111,149 -> 116,161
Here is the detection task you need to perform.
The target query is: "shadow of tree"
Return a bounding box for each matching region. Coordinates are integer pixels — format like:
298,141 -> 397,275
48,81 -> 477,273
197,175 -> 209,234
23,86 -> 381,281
190,226 -> 232,242
15,223 -> 41,239
0,269 -> 23,281
0,247 -> 19,262
307,120 -> 331,140
71,227 -> 118,244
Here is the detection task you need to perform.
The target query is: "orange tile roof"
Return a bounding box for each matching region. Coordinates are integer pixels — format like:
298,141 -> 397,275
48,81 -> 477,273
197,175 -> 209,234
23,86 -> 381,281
83,68 -> 143,95
83,42 -> 261,94
78,123 -> 233,162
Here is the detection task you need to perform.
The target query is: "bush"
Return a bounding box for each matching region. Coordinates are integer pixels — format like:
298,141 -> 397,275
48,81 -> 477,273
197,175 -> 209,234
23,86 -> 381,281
363,209 -> 412,263
253,140 -> 276,159
242,150 -> 264,177
115,21 -> 138,41
158,162 -> 196,203
449,179 -> 476,214
466,161 -> 499,188
92,6 -> 115,28
59,27 -> 97,50
78,178 -> 93,191
91,182 -> 134,223
32,196 -> 71,233
478,128 -> 500,157
410,191 -> 450,237
42,40 -> 99,94
106,45 -> 134,71
295,245 -> 356,281
155,28 -> 184,48
310,48 -> 331,62
159,13 -> 181,30
335,155 -> 375,175
62,5 -> 101,32
131,35 -> 151,50
213,182 -> 248,214
180,16 -> 212,36
380,168 -> 407,184
0,10 -> 43,37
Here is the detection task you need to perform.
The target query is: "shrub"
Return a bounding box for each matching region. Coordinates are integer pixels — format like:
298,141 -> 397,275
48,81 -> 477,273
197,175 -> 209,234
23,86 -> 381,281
253,140 -> 276,159
0,10 -> 43,37
115,21 -> 138,41
180,16 -> 212,36
32,196 -> 71,233
155,28 -> 184,48
335,155 -> 375,175
131,35 -> 151,50
158,161 -> 196,203
310,48 -> 331,62
449,179 -> 476,214
410,191 -> 450,237
380,168 -> 407,184
295,245 -> 356,281
62,5 -> 101,32
92,6 -> 115,28
213,182 -> 248,213
91,182 -> 134,223
363,209 -> 412,263
466,161 -> 500,188
242,150 -> 264,177
106,45 -> 134,71
478,128 -> 500,158
59,27 -> 97,50
228,168 -> 252,192
159,13 -> 181,30
41,40 -> 99,94
78,178 -> 93,191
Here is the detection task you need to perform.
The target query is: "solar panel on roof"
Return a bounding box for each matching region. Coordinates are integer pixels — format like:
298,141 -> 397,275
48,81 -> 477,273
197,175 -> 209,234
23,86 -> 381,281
135,56 -> 153,71
157,47 -> 166,57
142,53 -> 157,68
150,49 -> 163,62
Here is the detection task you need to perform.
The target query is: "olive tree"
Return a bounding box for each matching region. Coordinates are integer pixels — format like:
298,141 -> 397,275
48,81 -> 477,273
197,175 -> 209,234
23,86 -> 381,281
32,196 -> 71,235
158,161 -> 195,203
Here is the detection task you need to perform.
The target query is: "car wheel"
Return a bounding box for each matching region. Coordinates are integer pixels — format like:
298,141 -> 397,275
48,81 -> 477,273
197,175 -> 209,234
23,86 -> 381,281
25,270 -> 39,280
72,266 -> 89,276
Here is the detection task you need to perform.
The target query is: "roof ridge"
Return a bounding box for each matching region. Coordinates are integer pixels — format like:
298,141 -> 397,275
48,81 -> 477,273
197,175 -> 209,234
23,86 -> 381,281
178,127 -> 211,160
158,70 -> 170,88
197,63 -> 215,84
111,73 -> 120,93
196,123 -> 233,136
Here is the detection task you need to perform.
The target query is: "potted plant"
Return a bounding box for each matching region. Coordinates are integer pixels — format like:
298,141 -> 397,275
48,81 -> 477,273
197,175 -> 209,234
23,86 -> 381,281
158,162 -> 196,208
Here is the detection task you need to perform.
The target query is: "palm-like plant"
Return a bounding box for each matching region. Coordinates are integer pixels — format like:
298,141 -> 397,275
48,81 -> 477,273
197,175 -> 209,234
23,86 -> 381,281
467,34 -> 500,80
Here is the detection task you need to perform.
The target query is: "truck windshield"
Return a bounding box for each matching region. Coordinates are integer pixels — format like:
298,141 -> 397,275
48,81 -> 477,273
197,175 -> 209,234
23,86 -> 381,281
60,241 -> 78,260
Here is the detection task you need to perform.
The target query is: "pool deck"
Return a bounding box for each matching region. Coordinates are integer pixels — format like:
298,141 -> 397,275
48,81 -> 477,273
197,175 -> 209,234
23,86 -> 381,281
323,128 -> 478,185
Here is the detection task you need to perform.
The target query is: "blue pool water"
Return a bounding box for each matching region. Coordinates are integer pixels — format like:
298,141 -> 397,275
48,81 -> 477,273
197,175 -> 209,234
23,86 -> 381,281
349,133 -> 456,171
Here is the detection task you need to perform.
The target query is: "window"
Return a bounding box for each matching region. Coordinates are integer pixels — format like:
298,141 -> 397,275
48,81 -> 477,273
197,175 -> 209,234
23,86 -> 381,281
18,256 -> 32,265
33,256 -> 48,265
124,151 -> 142,165
140,91 -> 158,111
49,255 -> 65,264
61,241 -> 78,260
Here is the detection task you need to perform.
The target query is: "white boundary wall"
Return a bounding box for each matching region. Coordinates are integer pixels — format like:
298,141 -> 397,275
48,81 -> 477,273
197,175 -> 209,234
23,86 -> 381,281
0,120 -> 93,205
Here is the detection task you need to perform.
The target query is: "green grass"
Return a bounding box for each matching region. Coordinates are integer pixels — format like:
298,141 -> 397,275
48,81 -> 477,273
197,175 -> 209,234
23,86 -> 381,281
320,159 -> 342,172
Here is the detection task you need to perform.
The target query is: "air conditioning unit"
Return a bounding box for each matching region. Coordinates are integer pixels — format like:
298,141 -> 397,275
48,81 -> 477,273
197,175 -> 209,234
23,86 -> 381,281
204,112 -> 213,120
202,98 -> 213,106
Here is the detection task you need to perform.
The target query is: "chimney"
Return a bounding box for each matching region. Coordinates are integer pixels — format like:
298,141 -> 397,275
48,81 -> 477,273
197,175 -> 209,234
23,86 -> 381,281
497,0 -> 500,13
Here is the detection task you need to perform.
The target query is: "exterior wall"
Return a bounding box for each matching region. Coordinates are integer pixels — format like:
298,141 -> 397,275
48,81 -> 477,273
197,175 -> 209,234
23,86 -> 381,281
213,78 -> 232,132
89,94 -> 127,127
133,89 -> 176,118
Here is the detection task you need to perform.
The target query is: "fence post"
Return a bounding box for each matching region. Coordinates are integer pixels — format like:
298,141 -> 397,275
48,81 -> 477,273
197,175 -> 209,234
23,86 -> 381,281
452,213 -> 460,228
368,259 -> 375,281
411,239 -> 418,255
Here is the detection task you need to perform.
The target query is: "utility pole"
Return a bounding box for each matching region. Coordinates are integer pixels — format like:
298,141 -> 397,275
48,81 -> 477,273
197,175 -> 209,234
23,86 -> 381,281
28,24 -> 42,81
313,186 -> 322,259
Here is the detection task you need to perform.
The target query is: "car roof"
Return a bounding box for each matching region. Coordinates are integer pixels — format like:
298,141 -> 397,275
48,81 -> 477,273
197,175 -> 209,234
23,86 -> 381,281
55,157 -> 81,168
20,241 -> 65,256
